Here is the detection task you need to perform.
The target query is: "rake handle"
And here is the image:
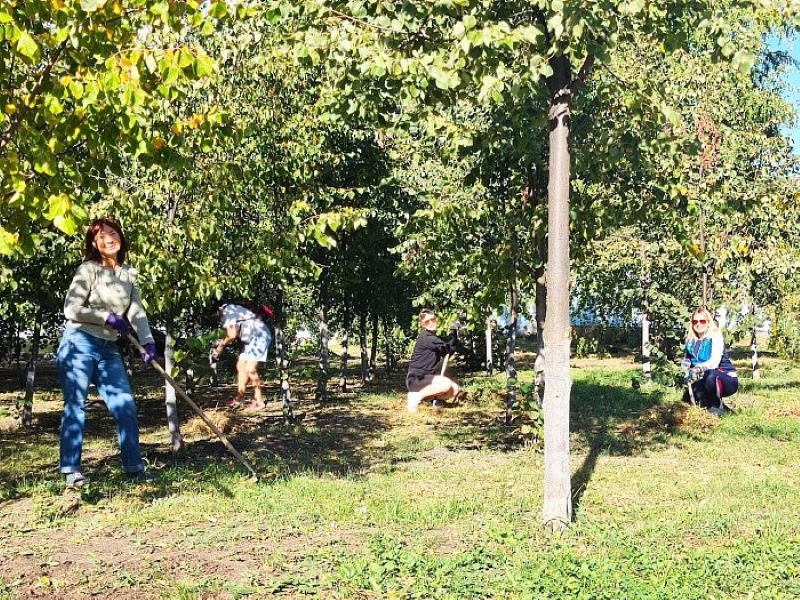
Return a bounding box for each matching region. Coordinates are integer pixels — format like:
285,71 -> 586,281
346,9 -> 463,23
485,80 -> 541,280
127,334 -> 259,480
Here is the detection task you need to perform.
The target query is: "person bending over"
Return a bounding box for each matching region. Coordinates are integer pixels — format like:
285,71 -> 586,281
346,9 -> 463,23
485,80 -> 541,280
681,307 -> 738,416
406,309 -> 460,413
211,302 -> 272,411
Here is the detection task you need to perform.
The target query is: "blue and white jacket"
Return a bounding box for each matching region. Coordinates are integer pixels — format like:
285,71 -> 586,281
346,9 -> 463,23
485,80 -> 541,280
684,331 -> 737,377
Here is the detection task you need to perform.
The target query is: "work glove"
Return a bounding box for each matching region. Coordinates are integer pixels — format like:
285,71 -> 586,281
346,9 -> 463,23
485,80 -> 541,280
141,343 -> 157,365
105,313 -> 130,337
684,366 -> 705,384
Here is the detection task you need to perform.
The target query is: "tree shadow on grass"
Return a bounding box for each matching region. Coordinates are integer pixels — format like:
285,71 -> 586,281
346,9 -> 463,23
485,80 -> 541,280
570,381 -> 722,519
0,367 -> 405,506
433,376 -> 717,521
1,360 -> 716,523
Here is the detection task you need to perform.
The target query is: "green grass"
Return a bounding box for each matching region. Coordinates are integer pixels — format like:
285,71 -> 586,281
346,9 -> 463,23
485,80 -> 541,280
1,353 -> 799,598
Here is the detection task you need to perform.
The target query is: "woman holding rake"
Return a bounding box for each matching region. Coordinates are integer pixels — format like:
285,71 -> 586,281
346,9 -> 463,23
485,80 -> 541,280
57,218 -> 157,489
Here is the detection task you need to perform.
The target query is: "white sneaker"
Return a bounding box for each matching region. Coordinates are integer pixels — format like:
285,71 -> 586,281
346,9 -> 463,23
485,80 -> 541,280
407,393 -> 421,413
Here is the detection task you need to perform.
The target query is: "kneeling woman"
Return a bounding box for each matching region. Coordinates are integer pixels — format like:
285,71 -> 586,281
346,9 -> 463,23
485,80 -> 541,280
682,307 -> 738,415
406,309 -> 459,412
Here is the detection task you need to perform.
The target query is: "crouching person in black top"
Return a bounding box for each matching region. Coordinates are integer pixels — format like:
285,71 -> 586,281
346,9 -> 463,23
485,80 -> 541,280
406,309 -> 460,412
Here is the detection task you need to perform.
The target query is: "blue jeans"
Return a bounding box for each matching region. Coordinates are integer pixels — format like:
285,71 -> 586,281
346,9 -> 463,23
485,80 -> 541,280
57,327 -> 144,474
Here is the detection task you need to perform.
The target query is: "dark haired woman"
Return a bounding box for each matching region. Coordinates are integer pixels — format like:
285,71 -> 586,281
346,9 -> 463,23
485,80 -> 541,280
57,218 -> 157,488
405,309 -> 460,412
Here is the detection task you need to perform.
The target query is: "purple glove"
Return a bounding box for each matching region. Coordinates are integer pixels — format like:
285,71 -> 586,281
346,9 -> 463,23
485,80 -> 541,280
105,313 -> 130,337
141,343 -> 157,365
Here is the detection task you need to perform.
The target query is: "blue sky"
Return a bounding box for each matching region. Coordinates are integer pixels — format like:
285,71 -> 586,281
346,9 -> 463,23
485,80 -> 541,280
774,35 -> 799,153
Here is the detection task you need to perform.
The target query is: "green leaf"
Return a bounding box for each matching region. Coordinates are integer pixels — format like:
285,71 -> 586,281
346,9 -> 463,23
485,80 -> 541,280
81,0 -> 107,13
0,229 -> 20,255
661,105 -> 682,127
46,193 -> 71,220
16,31 -> 40,62
194,55 -> 214,78
145,53 -> 158,74
201,19 -> 216,36
34,156 -> 57,176
621,0 -> 645,15
69,81 -> 84,99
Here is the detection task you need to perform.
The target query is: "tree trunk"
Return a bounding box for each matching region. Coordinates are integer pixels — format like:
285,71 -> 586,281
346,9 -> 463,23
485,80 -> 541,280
369,312 -> 379,382
751,326 -> 761,380
640,242 -> 652,386
534,249 -> 547,406
21,306 -> 42,427
14,320 -> 23,384
383,316 -> 393,373
542,54 -> 574,532
505,285 -> 518,426
315,289 -> 330,403
339,300 -> 351,393
641,314 -> 652,385
275,290 -> 294,423
163,197 -> 182,450
164,317 -> 183,451
359,308 -> 369,384
485,314 -> 493,376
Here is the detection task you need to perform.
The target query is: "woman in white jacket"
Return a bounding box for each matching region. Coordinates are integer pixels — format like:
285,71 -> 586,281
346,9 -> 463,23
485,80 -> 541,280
681,307 -> 738,416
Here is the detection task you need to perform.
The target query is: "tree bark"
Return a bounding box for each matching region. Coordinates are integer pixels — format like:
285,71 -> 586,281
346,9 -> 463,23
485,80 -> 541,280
485,314 -> 493,376
542,53 -> 574,532
21,306 -> 42,428
359,308 -> 369,384
369,312 -> 379,382
534,241 -> 547,406
640,241 -> 652,386
275,289 -> 294,423
164,317 -> 183,451
383,316 -> 393,372
315,286 -> 330,403
751,326 -> 761,380
505,285 -> 518,426
339,300 -> 351,393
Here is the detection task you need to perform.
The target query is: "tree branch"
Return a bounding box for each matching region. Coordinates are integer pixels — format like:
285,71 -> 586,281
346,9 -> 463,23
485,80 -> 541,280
0,44 -> 65,153
6,52 -> 15,95
570,54 -> 595,95
323,6 -> 401,35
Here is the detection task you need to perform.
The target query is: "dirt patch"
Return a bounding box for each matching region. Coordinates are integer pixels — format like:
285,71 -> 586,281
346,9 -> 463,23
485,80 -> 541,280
0,523 -> 262,599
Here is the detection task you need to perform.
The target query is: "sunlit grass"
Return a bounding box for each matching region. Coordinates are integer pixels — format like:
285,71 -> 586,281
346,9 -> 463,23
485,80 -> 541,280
0,353 -> 798,598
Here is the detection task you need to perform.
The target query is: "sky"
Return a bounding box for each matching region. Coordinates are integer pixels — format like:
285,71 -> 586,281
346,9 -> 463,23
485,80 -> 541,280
776,35 -> 799,154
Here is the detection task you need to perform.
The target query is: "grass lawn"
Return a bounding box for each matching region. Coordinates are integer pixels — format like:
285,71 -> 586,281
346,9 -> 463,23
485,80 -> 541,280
0,349 -> 798,599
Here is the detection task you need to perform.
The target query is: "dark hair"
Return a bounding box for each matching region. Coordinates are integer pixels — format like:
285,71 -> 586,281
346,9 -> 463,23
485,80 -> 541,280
83,218 -> 128,263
